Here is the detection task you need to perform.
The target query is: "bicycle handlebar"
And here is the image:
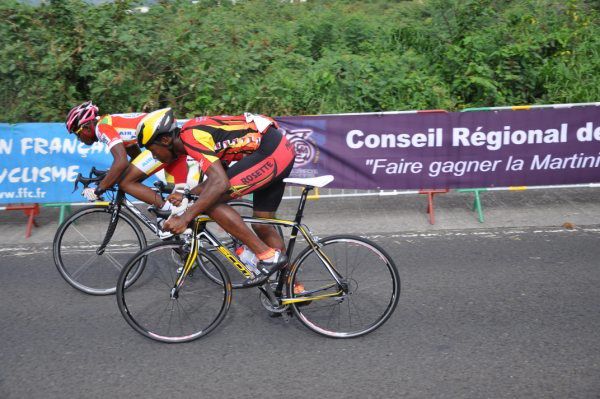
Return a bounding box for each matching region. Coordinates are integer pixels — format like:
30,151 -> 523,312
72,173 -> 101,192
73,166 -> 177,199
72,167 -> 110,192
153,181 -> 175,195
183,189 -> 199,201
91,167 -> 108,177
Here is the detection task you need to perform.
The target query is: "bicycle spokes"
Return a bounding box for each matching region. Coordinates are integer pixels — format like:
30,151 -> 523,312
288,236 -> 400,338
117,242 -> 231,343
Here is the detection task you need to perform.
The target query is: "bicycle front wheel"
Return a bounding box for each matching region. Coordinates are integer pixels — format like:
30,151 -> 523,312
116,242 -> 232,343
53,206 -> 147,295
288,235 -> 400,338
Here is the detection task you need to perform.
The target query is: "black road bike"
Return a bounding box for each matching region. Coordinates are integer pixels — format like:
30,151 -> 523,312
116,176 -> 401,342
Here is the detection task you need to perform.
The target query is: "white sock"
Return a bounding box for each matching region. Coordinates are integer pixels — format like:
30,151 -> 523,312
263,250 -> 281,263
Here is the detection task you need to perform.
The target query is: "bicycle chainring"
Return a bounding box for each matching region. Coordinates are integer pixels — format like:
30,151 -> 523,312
259,288 -> 289,313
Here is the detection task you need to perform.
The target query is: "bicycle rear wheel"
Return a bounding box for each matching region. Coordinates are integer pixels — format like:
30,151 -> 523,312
53,206 -> 147,295
287,235 -> 400,338
116,242 -> 231,343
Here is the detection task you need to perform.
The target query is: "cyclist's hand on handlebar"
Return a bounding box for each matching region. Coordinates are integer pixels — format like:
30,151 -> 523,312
167,183 -> 187,206
170,196 -> 189,217
167,192 -> 184,207
163,215 -> 189,235
82,187 -> 98,202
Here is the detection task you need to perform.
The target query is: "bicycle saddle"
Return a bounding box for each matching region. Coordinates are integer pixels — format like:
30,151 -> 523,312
283,175 -> 334,188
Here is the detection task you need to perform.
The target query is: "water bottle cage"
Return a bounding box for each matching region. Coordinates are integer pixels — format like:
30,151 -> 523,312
302,224 -> 321,246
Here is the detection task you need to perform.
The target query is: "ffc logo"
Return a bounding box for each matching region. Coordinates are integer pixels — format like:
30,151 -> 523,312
284,129 -> 318,167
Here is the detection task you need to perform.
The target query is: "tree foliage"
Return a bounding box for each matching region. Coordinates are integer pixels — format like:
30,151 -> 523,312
1,0 -> 598,122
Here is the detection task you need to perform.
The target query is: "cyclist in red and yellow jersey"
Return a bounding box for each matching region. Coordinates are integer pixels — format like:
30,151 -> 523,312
136,108 -> 295,282
65,102 -> 191,227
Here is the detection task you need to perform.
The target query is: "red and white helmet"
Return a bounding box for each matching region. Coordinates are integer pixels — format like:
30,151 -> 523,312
65,101 -> 99,133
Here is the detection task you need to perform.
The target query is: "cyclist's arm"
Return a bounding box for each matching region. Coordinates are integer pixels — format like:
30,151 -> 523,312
92,121 -> 131,192
172,127 -> 225,220
180,162 -> 229,222
97,142 -> 129,192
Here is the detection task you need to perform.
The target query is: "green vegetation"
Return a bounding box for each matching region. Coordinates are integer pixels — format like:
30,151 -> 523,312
1,0 -> 598,122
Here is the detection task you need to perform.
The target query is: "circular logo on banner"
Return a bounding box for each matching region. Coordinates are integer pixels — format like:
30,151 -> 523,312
284,129 -> 319,167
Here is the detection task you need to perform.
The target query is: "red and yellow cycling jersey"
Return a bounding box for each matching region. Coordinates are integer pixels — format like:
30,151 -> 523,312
179,113 -> 277,172
95,113 -> 146,150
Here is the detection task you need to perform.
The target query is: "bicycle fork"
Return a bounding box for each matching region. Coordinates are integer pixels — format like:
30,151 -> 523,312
171,221 -> 203,299
96,197 -> 124,255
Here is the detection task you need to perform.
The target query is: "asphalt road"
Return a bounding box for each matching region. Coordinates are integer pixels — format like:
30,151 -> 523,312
1,226 -> 600,398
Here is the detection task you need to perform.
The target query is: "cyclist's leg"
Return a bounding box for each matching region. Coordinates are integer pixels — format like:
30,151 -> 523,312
205,200 -> 268,253
219,127 -> 295,256
252,210 -> 284,251
251,168 -> 293,252
205,190 -> 285,253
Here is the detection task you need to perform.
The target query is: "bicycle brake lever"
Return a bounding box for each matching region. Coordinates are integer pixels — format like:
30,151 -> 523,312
153,180 -> 166,192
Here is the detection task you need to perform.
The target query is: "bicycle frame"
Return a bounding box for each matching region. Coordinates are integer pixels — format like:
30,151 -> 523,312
175,185 -> 345,305
74,168 -> 171,242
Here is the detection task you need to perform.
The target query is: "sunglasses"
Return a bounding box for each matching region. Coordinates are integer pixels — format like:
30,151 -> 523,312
74,122 -> 91,136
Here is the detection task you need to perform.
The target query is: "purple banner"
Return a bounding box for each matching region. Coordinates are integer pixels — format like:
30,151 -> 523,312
276,105 -> 600,189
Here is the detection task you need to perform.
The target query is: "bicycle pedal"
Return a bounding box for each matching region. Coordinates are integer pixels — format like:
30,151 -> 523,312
268,308 -> 293,320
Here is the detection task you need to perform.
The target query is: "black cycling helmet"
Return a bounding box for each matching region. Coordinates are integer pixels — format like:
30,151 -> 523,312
135,108 -> 177,147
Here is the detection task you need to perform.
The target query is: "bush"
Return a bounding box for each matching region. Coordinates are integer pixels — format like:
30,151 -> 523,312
0,0 -> 598,122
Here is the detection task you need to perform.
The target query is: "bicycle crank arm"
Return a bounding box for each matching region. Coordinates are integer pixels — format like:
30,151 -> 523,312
261,283 -> 280,307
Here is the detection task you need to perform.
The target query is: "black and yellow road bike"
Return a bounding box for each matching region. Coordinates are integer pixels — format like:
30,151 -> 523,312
115,176 -> 400,342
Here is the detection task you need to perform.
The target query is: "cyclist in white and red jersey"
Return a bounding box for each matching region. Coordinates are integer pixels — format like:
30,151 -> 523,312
65,101 -> 191,218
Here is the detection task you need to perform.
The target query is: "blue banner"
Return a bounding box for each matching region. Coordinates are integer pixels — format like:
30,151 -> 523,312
0,123 -> 113,203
